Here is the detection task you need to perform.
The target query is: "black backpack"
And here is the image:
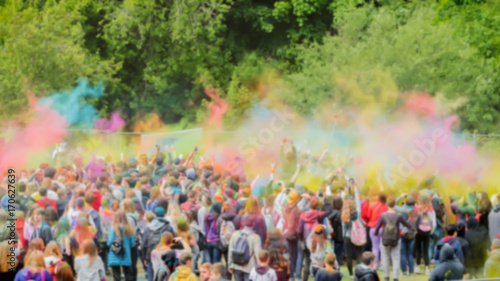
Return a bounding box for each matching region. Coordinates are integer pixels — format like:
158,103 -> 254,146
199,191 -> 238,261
110,230 -> 125,256
382,213 -> 400,247
18,194 -> 35,214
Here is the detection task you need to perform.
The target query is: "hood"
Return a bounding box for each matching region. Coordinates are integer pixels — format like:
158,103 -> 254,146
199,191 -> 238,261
221,211 -> 237,221
255,266 -> 271,275
439,244 -> 455,262
355,264 -> 375,278
148,217 -> 170,231
176,266 -> 193,278
127,212 -> 140,221
494,204 -> 500,212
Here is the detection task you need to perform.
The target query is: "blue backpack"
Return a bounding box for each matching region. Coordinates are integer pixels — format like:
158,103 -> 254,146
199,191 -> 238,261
232,231 -> 252,266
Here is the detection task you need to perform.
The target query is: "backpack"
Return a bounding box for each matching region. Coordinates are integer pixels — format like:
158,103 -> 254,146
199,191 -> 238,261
193,227 -> 207,251
220,220 -> 235,251
418,211 -> 432,232
156,250 -> 178,281
382,213 -> 400,247
402,210 -> 417,239
129,215 -> 143,249
39,198 -> 57,214
232,231 -> 252,266
110,230 -> 124,256
350,218 -> 367,246
146,228 -> 162,259
18,195 -> 35,214
46,259 -> 63,280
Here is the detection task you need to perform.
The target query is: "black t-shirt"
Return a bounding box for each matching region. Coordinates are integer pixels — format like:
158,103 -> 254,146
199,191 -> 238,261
314,268 -> 342,281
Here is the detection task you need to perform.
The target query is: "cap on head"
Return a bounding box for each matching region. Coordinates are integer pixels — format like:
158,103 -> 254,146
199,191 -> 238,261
155,207 -> 165,217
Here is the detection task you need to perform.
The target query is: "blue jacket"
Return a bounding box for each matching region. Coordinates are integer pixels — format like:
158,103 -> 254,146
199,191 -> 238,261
14,268 -> 53,281
107,225 -> 135,267
434,237 -> 464,265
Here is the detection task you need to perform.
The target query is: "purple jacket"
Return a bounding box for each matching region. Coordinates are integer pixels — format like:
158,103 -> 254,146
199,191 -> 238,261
205,213 -> 220,243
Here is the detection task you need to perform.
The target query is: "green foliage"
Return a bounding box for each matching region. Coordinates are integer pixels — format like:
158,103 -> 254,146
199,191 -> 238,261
0,0 -> 499,133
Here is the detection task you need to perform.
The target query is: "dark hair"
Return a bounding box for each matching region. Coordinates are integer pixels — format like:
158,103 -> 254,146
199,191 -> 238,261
44,207 -> 58,224
379,194 -> 387,204
39,188 -> 48,197
332,196 -> 343,210
387,196 -> 396,208
126,178 -> 137,188
44,167 -> 56,179
446,224 -> 457,236
157,198 -> 169,213
156,157 -> 164,166
362,251 -> 375,265
258,250 -> 270,263
179,252 -> 192,264
115,175 -> 122,185
456,221 -> 466,238
84,192 -> 95,204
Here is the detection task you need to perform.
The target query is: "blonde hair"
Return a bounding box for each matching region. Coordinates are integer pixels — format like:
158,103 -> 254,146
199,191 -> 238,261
24,238 -> 45,265
145,211 -> 156,223
0,241 -> 12,272
81,239 -> 98,267
112,211 -> 134,237
25,250 -> 46,271
44,242 -> 62,259
166,200 -> 182,222
122,199 -> 136,213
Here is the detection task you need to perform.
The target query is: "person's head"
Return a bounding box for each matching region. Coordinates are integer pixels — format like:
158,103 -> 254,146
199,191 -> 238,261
456,221 -> 467,238
33,208 -> 45,224
244,197 -> 261,215
57,188 -> 67,199
39,187 -> 48,197
387,196 -> 396,209
84,192 -> 95,206
44,206 -> 58,225
200,263 -> 211,281
257,250 -> 270,266
324,253 -> 337,269
44,167 -> 56,179
209,262 -> 225,281
75,197 -> 85,210
160,232 -> 174,248
362,251 -> 375,267
288,190 -> 300,206
55,218 -> 70,242
154,207 -> 165,217
419,195 -> 431,211
309,196 -> 319,210
121,198 -> 136,213
25,250 -> 45,271
150,187 -> 161,201
379,194 -> 387,204
145,211 -> 156,223
55,262 -> 74,281
180,252 -> 193,268
446,224 -> 458,237
112,211 -> 134,237
187,190 -> 196,201
81,239 -> 98,267
310,224 -> 327,253
44,242 -> 62,259
332,196 -> 343,210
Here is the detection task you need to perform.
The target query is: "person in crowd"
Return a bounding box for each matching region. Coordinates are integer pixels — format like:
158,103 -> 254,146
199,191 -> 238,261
477,191 -> 492,229
30,208 -> 53,246
35,188 -> 59,215
374,197 -> 413,281
354,252 -> 380,281
142,207 -> 175,281
228,215 -> 262,281
15,250 -> 53,281
307,224 -> 334,278
395,195 -> 416,276
485,238 -> 500,278
107,211 -> 135,281
210,262 -> 228,281
242,197 -> 267,247
43,242 -> 63,279
24,204 -> 40,251
328,195 -> 344,267
314,253 -> 342,281
122,198 -> 140,281
414,196 -> 436,275
166,200 -> 183,233
205,202 -> 222,264
342,198 -> 363,279
24,238 -> 45,266
488,194 -> 500,241
54,262 -> 74,281
74,239 -> 105,281
70,213 -> 96,251
464,217 -> 489,278
99,196 -> 115,274
218,201 -> 240,277
265,228 -> 289,281
428,244 -> 464,281
433,224 -> 464,266
455,221 -> 470,276
200,263 -> 212,281
367,194 -> 388,271
168,252 -> 197,281
281,189 -> 301,281
248,250 -> 277,281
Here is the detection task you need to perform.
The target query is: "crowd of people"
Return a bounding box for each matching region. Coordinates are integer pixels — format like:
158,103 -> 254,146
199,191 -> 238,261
1,140 -> 500,281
